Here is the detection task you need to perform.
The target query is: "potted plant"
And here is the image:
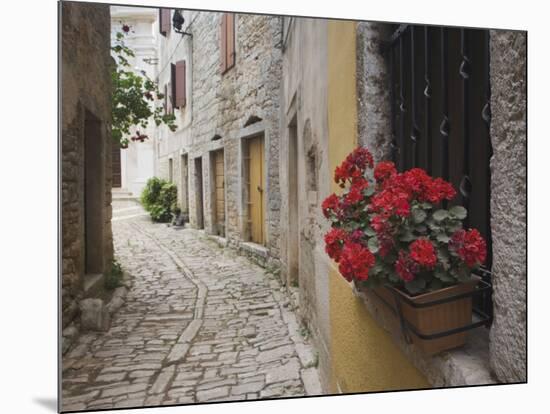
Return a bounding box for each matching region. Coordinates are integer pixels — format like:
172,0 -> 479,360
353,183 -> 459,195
322,147 -> 487,354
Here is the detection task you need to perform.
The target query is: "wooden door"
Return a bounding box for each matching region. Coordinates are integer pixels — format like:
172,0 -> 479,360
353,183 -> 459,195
112,139 -> 121,188
195,157 -> 204,229
181,154 -> 189,213
214,150 -> 225,236
248,136 -> 265,245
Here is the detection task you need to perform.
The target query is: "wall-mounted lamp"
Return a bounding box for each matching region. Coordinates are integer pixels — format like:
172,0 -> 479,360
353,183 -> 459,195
173,10 -> 193,37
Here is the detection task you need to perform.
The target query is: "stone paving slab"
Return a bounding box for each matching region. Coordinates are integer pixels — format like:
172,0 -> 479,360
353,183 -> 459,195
61,201 -> 322,411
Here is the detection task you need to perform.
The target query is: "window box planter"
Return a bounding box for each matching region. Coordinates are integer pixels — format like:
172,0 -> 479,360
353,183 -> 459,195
361,275 -> 491,355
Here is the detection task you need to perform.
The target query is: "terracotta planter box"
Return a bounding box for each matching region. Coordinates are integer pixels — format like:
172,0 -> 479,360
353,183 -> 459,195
370,277 -> 480,355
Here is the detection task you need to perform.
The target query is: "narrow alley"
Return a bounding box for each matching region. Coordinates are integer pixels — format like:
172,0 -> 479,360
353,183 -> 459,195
61,200 -> 321,411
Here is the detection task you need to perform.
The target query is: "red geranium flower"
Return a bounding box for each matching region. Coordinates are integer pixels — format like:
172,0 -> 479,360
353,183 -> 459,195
395,250 -> 418,282
322,193 -> 340,218
342,177 -> 369,206
324,228 -> 348,261
334,147 -> 374,187
374,161 -> 397,183
122,24 -> 130,33
338,241 -> 375,282
449,229 -> 487,267
422,177 -> 456,204
409,238 -> 437,269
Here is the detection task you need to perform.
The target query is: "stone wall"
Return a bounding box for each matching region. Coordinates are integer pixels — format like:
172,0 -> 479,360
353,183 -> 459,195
156,11 -> 283,261
488,29 -> 527,383
61,2 -> 113,332
356,22 -> 392,161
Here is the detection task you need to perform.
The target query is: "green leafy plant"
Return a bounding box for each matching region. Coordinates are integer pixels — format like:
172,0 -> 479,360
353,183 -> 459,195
140,177 -> 163,210
140,177 -> 178,222
105,259 -> 123,290
111,25 -> 176,148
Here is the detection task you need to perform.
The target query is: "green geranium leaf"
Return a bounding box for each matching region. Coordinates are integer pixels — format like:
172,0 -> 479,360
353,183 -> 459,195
364,227 -> 376,237
446,221 -> 463,233
368,237 -> 379,254
434,268 -> 454,282
412,208 -> 427,224
449,205 -> 467,220
433,209 -> 449,222
399,231 -> 416,242
456,265 -> 471,282
429,279 -> 444,291
365,186 -> 375,196
436,233 -> 450,243
404,278 -> 427,295
415,224 -> 428,233
388,271 -> 400,283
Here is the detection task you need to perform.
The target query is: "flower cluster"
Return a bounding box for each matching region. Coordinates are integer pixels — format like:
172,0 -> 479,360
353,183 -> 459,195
322,193 -> 340,219
371,167 -> 456,218
374,161 -> 397,182
395,251 -> 418,282
322,145 -> 487,294
130,131 -> 149,143
334,147 -> 374,188
338,242 -> 375,282
394,239 -> 437,282
449,229 -> 487,267
324,228 -> 347,262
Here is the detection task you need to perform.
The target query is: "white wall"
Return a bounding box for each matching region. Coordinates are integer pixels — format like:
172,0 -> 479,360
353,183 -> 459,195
111,6 -> 159,196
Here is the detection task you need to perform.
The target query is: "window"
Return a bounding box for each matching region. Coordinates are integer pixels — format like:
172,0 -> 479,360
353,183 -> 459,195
387,25 -> 493,317
220,13 -> 236,74
159,9 -> 171,37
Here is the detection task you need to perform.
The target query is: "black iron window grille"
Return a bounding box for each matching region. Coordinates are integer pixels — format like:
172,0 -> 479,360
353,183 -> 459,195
386,24 -> 493,321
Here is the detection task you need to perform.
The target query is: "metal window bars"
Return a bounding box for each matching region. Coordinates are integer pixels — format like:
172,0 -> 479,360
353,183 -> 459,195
384,24 -> 494,321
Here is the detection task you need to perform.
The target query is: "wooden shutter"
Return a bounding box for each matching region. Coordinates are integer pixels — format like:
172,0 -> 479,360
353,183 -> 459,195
220,14 -> 227,73
160,8 -> 171,36
175,60 -> 186,108
226,14 -> 235,70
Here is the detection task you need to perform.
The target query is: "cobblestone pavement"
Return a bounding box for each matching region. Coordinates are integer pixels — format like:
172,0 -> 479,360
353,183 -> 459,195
62,200 -> 322,411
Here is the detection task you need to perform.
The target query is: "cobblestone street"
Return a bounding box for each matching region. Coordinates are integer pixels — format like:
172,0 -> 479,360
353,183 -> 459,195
61,200 -> 322,411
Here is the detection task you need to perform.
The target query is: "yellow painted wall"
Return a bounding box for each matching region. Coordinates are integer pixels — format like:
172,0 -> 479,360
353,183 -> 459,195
327,20 -> 429,393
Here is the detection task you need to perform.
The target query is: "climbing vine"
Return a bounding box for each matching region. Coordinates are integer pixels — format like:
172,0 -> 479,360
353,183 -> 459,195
111,25 -> 176,148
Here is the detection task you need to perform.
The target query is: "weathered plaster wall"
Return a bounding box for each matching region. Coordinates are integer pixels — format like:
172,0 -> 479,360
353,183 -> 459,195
488,29 -> 527,383
327,20 -> 428,393
279,17 -> 332,392
61,2 -> 113,330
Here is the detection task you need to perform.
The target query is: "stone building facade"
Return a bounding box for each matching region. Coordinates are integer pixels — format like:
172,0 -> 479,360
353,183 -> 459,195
155,10 -> 282,266
61,2 -> 113,350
